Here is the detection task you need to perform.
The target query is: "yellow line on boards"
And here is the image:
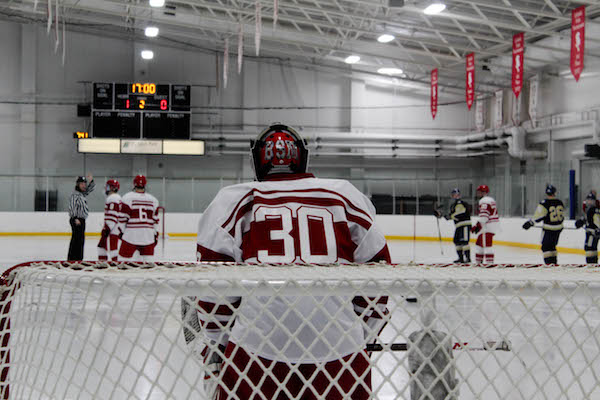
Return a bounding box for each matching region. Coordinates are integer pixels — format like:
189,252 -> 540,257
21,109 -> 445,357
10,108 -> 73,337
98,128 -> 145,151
0,232 -> 587,255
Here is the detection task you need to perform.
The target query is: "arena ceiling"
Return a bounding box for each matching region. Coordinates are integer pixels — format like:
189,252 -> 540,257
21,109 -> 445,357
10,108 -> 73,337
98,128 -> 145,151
2,0 -> 600,94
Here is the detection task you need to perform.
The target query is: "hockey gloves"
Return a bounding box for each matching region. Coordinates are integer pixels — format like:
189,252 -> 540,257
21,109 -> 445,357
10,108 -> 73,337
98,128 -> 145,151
575,218 -> 585,229
433,209 -> 442,218
522,220 -> 534,230
471,222 -> 482,234
101,226 -> 110,239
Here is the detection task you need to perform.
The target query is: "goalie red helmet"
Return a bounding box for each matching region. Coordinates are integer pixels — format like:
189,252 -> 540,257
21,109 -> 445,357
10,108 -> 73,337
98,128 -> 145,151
251,123 -> 309,181
133,175 -> 147,189
477,185 -> 489,195
105,179 -> 120,194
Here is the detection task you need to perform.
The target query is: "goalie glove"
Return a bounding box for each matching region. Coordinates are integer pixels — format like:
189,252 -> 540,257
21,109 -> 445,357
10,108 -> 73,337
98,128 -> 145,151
522,220 -> 534,230
471,222 -> 482,234
575,218 -> 585,229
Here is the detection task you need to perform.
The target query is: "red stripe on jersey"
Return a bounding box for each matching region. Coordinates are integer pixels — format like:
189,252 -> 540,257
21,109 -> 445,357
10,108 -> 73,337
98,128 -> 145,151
226,196 -> 372,238
132,201 -> 155,206
222,188 -> 372,230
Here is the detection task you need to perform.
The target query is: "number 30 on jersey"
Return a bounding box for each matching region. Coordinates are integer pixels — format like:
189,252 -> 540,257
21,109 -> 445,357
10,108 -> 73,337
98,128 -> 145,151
255,206 -> 338,263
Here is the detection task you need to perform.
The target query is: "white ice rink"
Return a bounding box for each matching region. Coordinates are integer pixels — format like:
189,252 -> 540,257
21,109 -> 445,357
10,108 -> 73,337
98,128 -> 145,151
1,237 -> 597,400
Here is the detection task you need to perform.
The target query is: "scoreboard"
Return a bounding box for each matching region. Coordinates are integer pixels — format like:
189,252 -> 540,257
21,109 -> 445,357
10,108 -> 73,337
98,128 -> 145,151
92,82 -> 191,139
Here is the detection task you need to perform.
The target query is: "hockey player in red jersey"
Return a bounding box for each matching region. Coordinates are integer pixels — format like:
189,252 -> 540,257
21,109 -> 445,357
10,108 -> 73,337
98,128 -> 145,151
118,175 -> 160,261
471,185 -> 500,263
191,124 -> 391,399
97,179 -> 121,261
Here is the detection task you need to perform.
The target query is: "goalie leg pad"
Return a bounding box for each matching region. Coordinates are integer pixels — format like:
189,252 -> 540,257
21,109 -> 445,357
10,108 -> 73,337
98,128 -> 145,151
408,330 -> 458,400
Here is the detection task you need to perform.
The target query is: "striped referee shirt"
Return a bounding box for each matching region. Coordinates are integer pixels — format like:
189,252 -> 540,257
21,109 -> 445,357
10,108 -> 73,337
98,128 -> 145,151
68,180 -> 95,219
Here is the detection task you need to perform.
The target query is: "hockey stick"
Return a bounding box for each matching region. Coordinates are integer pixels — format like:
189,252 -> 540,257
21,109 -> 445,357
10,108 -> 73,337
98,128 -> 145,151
367,339 -> 512,352
435,217 -> 444,255
433,203 -> 444,256
532,226 -> 578,231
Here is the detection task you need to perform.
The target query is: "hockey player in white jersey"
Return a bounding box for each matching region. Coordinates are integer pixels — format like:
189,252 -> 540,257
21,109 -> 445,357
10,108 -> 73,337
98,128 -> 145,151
471,185 -> 500,263
97,179 -> 121,261
118,175 -> 160,261
189,124 -> 391,399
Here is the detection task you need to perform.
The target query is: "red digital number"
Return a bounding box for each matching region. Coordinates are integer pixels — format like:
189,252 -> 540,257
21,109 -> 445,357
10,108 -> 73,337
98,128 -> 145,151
160,99 -> 168,110
126,99 -> 130,109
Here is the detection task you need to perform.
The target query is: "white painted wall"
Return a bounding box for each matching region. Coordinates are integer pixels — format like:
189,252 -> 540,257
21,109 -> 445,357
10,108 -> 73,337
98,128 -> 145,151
0,212 -> 583,251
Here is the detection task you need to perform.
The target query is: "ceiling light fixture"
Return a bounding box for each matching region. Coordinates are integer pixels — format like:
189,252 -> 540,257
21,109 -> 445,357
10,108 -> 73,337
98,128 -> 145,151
378,67 -> 404,76
377,34 -> 395,43
345,55 -> 360,64
149,0 -> 165,7
424,3 -> 446,15
141,50 -> 154,60
145,26 -> 159,37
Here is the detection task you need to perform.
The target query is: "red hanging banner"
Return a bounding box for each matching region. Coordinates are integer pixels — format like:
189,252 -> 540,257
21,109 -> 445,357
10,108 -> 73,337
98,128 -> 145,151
512,32 -> 525,98
571,6 -> 585,81
465,53 -> 475,110
431,68 -> 438,119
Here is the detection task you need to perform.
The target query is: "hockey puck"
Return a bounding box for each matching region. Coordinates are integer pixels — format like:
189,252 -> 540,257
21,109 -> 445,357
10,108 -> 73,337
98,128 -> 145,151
406,297 -> 418,303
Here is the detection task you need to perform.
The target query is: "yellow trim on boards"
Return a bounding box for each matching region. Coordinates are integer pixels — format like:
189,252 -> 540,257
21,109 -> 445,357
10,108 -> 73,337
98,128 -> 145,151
0,232 -> 587,255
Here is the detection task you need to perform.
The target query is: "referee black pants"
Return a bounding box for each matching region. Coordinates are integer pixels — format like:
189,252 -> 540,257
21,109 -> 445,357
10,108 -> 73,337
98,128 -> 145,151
68,218 -> 86,261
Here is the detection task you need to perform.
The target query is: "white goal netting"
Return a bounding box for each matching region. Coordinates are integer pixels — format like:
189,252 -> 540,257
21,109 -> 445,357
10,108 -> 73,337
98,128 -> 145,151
1,261 -> 600,400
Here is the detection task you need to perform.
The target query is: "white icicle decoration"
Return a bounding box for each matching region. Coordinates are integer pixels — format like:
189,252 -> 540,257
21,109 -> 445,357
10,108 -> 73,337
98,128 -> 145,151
62,17 -> 66,66
54,0 -> 60,53
255,0 -> 261,57
238,23 -> 243,74
223,38 -> 229,89
273,0 -> 278,30
47,0 -> 52,35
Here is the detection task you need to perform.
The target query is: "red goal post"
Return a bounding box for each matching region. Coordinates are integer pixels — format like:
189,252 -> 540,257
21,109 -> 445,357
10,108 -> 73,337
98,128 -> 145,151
1,261 -> 600,399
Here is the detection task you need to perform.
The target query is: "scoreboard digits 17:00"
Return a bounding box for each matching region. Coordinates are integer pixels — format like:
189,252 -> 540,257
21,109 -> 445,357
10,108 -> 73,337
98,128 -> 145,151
92,82 -> 191,139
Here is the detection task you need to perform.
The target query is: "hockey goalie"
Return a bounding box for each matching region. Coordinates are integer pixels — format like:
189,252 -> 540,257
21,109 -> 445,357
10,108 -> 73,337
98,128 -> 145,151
186,124 -> 391,399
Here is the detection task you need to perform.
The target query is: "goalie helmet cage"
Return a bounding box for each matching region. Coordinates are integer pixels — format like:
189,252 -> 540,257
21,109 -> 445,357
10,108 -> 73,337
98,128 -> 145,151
1,261 -> 600,400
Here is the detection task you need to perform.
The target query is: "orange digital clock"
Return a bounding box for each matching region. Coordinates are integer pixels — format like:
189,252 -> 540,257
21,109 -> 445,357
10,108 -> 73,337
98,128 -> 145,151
131,83 -> 157,94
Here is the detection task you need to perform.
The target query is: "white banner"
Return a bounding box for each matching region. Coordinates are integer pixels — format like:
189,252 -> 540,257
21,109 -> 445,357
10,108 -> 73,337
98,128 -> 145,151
475,97 -> 485,132
495,90 -> 503,129
529,75 -> 539,124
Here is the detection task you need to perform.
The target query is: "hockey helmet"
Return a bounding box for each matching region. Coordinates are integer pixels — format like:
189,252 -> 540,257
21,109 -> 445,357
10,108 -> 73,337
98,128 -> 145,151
476,185 -> 489,195
75,176 -> 87,191
587,191 -> 597,201
133,175 -> 147,189
105,179 -> 120,194
251,123 -> 309,181
451,188 -> 460,195
545,184 -> 557,196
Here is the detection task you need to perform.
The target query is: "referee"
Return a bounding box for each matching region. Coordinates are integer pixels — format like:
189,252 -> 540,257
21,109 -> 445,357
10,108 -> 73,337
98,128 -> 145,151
67,175 -> 95,260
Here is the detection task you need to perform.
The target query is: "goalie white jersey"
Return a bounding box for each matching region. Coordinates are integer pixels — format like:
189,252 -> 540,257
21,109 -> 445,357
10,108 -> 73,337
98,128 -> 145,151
120,191 -> 159,246
196,173 -> 390,363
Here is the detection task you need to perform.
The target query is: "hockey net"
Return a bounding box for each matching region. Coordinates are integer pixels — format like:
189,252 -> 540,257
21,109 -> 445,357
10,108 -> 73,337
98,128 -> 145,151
1,261 -> 600,400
